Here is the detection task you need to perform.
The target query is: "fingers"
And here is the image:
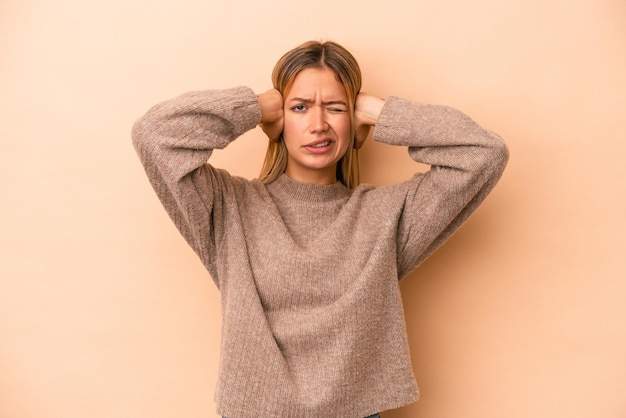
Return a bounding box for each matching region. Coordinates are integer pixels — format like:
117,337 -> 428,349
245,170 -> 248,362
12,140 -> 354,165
258,89 -> 284,124
261,120 -> 284,143
355,93 -> 385,126
354,124 -> 371,149
258,89 -> 284,142
353,93 -> 385,149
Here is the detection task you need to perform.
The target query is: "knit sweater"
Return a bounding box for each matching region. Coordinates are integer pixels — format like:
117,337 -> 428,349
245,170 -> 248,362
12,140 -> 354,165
132,86 -> 508,417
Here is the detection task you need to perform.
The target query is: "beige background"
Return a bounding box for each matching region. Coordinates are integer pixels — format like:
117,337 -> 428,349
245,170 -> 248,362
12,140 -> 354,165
1,0 -> 625,417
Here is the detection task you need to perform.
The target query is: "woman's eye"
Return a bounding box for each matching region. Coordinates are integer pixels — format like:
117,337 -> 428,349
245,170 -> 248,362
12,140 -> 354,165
292,104 -> 307,111
328,107 -> 347,113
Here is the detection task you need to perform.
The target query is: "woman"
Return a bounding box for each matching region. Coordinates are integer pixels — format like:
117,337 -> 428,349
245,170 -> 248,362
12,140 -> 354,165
132,40 -> 508,418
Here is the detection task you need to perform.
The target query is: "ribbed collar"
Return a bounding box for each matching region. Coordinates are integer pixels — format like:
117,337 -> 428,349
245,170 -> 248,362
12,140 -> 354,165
266,174 -> 351,202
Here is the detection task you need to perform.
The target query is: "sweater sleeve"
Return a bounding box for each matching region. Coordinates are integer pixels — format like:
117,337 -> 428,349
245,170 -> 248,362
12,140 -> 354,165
372,96 -> 509,279
131,86 -> 261,284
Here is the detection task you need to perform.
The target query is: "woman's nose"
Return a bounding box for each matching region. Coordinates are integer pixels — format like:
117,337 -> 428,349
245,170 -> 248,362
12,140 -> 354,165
310,107 -> 329,133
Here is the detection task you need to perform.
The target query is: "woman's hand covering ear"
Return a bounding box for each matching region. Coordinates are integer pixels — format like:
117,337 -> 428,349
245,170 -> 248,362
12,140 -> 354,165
258,89 -> 284,142
354,93 -> 385,149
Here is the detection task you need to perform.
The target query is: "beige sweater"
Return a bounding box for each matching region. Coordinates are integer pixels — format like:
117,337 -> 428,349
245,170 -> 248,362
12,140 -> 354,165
132,86 -> 508,417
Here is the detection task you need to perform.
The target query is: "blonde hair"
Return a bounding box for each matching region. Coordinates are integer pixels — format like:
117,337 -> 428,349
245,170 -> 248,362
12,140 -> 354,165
258,41 -> 362,188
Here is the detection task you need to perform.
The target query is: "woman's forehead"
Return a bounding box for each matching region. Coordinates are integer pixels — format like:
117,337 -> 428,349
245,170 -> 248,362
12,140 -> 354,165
285,68 -> 347,101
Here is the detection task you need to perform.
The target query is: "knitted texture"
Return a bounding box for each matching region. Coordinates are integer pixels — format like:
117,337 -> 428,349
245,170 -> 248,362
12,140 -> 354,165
132,86 -> 508,417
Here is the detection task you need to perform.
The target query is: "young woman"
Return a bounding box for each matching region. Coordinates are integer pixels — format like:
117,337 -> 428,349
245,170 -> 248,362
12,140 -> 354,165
132,40 -> 508,418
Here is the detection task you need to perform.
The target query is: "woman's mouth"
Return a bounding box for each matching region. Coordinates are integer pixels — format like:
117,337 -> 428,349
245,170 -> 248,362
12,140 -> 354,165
310,140 -> 331,148
303,139 -> 333,153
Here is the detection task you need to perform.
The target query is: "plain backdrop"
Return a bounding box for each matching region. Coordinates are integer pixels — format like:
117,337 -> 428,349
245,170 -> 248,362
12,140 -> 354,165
1,0 -> 625,417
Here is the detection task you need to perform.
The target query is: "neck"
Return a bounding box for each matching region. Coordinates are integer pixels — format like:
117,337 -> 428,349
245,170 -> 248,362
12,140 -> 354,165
284,166 -> 337,185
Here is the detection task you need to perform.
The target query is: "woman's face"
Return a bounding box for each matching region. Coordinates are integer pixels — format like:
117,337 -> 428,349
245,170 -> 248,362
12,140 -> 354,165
282,67 -> 351,185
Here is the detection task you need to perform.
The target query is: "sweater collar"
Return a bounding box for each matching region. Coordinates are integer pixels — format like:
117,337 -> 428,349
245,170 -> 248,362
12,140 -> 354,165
267,174 -> 351,202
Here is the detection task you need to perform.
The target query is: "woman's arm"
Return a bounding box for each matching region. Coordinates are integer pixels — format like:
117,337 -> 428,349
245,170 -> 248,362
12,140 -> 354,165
369,96 -> 509,278
131,86 -> 262,280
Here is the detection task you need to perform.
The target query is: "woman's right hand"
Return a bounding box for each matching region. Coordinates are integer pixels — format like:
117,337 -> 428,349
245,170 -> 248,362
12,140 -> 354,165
257,89 -> 284,142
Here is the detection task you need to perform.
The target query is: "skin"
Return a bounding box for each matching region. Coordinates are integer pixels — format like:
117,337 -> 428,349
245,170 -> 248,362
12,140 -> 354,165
258,67 -> 385,185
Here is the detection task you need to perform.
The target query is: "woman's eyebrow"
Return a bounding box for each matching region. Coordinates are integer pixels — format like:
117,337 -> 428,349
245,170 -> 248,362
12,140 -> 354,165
289,97 -> 348,106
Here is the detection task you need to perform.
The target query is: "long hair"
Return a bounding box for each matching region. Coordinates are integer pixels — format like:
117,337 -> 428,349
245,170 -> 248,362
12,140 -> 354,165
258,41 -> 362,188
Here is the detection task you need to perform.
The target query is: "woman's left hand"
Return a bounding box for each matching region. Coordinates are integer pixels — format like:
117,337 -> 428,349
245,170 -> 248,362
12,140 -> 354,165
354,93 -> 385,149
